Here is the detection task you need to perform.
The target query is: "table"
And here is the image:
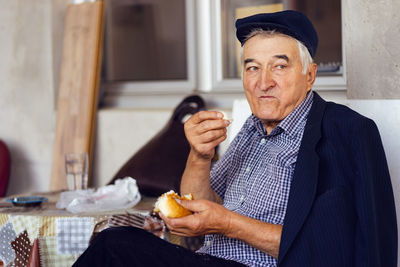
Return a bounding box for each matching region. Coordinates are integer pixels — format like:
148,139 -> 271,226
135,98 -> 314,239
0,191 -> 156,267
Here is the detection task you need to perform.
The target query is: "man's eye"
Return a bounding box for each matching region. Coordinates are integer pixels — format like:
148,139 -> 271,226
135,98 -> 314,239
247,66 -> 258,71
276,65 -> 287,70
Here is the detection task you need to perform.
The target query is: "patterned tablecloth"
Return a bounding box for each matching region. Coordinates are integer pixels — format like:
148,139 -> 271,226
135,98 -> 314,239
0,191 -> 155,267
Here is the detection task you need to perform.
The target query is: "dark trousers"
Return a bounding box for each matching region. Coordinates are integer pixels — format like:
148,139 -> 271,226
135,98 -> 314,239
73,226 -> 246,267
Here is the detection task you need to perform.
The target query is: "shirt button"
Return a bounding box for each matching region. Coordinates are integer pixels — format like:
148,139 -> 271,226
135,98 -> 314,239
245,166 -> 251,173
206,241 -> 211,246
260,138 -> 266,144
239,195 -> 245,203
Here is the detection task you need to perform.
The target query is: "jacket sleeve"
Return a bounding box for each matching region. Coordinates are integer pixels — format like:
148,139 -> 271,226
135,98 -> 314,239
353,118 -> 397,267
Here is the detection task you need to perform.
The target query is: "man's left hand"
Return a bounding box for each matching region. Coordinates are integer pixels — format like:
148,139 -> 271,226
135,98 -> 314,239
160,199 -> 232,237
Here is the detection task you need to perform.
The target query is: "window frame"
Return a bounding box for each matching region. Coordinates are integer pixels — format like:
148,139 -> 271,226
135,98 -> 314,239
208,0 -> 346,93
101,0 -> 197,107
101,0 -> 346,108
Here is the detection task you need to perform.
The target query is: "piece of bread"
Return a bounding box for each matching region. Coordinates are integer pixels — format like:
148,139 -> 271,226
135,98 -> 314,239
219,111 -> 232,122
153,190 -> 193,218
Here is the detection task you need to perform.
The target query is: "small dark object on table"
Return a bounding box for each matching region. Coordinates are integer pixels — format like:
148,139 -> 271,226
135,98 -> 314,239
6,196 -> 48,207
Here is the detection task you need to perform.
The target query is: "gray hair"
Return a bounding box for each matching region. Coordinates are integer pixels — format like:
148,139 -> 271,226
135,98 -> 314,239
240,29 -> 313,75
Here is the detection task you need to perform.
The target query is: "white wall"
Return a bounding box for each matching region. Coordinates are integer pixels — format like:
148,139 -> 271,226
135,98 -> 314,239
92,108 -> 170,187
0,0 -> 55,195
342,2 -> 400,262
344,0 -> 400,99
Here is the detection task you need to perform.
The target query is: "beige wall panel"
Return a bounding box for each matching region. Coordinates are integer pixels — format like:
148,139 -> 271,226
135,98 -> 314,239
345,0 -> 400,99
50,1 -> 104,190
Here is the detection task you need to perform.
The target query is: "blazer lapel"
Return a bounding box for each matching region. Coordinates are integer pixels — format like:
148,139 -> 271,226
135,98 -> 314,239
278,92 -> 326,264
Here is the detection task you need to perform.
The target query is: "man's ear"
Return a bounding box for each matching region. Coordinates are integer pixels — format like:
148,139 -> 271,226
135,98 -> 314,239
306,63 -> 318,90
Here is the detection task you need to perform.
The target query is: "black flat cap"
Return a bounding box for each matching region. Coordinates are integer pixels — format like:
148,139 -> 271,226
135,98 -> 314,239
235,10 -> 318,58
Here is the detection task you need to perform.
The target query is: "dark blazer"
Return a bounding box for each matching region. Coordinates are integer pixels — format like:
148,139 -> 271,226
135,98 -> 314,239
277,93 -> 398,266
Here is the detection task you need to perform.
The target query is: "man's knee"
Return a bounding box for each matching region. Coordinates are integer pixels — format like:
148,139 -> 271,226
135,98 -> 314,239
92,226 -> 161,251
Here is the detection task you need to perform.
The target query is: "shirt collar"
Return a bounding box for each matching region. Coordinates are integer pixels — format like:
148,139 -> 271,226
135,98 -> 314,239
250,91 -> 314,138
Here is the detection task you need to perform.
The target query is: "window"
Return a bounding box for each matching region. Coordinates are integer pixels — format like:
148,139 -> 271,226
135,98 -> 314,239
100,0 -> 196,107
220,0 -> 342,79
103,0 -> 187,81
212,0 -> 345,92
101,0 -> 345,107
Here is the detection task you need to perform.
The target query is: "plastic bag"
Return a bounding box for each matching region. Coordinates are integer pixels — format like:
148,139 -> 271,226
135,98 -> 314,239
56,177 -> 141,213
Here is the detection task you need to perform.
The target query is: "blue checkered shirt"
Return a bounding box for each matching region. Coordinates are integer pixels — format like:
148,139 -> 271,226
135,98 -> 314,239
197,92 -> 314,266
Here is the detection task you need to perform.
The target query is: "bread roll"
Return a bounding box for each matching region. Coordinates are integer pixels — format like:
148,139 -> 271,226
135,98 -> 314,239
219,111 -> 232,122
154,190 -> 193,218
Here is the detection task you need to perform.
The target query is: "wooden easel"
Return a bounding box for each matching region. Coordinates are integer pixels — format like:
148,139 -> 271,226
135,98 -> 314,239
50,0 -> 104,190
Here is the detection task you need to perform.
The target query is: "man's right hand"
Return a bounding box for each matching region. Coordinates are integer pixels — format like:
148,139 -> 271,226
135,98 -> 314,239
184,111 -> 230,161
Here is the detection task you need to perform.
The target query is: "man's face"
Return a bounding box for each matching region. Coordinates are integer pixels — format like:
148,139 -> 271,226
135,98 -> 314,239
242,34 -> 317,131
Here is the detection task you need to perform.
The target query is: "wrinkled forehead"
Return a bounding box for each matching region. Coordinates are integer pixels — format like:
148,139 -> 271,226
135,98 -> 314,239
243,33 -> 300,59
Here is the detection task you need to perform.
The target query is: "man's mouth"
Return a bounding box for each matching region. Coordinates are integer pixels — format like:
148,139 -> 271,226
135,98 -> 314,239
259,95 -> 275,99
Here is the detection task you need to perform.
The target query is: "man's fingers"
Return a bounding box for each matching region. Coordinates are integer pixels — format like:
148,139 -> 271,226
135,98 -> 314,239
196,128 -> 227,143
189,111 -> 223,124
160,200 -> 228,237
179,199 -> 200,212
184,111 -> 231,160
160,212 -> 193,232
159,209 -> 193,224
187,116 -> 230,136
180,199 -> 210,213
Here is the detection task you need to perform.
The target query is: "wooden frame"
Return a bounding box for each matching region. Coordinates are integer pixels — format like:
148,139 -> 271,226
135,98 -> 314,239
50,0 -> 105,190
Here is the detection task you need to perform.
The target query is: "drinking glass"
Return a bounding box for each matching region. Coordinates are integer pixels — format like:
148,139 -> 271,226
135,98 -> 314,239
65,153 -> 88,190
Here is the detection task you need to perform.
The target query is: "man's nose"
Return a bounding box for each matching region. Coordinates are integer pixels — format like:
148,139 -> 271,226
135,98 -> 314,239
259,69 -> 276,91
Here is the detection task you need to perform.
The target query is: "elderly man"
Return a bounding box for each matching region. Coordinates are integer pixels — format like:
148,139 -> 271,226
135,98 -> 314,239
74,10 -> 397,267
